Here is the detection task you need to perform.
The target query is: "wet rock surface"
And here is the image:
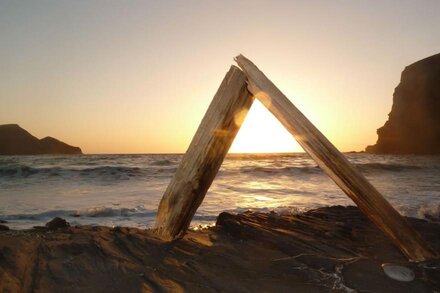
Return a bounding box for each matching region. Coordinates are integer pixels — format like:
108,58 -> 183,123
45,217 -> 70,230
0,206 -> 439,292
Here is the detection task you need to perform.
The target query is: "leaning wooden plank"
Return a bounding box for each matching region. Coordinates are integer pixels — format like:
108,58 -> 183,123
235,55 -> 436,262
155,65 -> 254,239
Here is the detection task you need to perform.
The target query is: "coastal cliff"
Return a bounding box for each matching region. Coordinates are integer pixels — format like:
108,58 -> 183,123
0,124 -> 82,155
366,53 -> 440,154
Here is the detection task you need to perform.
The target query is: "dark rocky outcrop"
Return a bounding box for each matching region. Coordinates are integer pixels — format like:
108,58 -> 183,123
0,206 -> 439,292
45,217 -> 70,230
367,53 -> 440,154
0,124 -> 82,155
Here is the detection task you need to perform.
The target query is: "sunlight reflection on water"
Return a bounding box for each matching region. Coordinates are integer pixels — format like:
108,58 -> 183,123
0,153 -> 440,229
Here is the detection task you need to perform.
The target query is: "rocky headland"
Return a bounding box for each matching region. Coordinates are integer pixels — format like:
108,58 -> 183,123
367,53 -> 440,154
0,124 -> 82,155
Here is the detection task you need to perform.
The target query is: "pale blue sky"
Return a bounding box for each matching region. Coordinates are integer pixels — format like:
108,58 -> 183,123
1,1 -> 439,153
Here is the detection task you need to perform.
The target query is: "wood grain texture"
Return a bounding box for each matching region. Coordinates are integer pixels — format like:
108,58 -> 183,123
155,65 -> 254,239
235,54 -> 436,262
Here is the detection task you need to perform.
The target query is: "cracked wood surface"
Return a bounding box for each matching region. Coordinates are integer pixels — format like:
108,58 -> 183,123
155,65 -> 253,239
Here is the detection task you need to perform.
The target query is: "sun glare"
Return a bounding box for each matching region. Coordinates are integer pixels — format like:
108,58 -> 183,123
229,100 -> 303,153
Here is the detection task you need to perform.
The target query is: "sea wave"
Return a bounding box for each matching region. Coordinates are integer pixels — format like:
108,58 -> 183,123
0,165 -> 176,180
0,206 -> 302,228
1,206 -> 156,222
355,162 -> 424,172
399,203 -> 440,222
226,206 -> 304,215
2,202 -> 440,230
418,204 -> 440,222
0,161 -> 433,181
72,206 -> 156,218
237,166 -> 319,174
150,159 -> 176,166
219,162 -> 431,178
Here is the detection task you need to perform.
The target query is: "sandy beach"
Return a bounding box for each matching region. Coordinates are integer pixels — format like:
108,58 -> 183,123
1,206 -> 439,292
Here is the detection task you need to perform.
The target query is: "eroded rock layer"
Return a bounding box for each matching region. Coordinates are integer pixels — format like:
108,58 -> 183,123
1,206 -> 439,292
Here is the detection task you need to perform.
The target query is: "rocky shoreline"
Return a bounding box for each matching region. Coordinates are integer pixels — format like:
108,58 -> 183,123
1,206 -> 439,292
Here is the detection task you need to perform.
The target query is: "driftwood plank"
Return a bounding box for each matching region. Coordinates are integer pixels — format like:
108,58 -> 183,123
155,65 -> 253,239
235,55 -> 436,262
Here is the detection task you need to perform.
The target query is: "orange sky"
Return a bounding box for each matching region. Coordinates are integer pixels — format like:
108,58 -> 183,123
1,1 -> 440,153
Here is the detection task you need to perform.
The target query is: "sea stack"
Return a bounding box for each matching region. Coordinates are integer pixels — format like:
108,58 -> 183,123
0,124 -> 82,155
366,53 -> 440,154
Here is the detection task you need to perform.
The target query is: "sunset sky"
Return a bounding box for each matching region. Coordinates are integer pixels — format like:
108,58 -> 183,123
1,1 -> 439,154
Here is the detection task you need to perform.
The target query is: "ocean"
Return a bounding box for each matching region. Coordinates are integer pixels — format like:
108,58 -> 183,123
0,153 -> 439,230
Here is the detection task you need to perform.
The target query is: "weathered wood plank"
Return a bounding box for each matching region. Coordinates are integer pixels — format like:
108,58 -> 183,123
235,55 -> 436,262
155,65 -> 254,239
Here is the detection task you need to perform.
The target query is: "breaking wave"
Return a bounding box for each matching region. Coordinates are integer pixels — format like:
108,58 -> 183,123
0,161 -> 435,181
1,153 -> 439,229
0,165 -> 176,180
220,162 -> 431,177
2,203 -> 440,230
1,206 -> 156,222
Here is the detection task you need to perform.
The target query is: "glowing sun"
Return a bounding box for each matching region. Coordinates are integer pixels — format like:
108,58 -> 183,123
229,100 -> 303,153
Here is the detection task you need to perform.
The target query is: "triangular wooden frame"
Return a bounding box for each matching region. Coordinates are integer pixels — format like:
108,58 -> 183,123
155,55 -> 435,262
